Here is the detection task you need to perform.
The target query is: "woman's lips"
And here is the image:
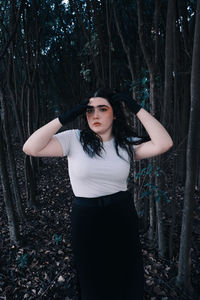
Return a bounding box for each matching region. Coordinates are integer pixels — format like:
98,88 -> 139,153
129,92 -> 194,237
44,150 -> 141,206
93,122 -> 101,126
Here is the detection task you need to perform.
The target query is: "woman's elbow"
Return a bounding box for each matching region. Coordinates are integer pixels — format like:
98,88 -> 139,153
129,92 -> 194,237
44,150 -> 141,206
22,145 -> 32,156
161,139 -> 173,153
168,137 -> 174,149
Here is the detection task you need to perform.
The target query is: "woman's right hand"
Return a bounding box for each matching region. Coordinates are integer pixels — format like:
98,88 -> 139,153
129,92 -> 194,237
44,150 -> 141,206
58,100 -> 89,126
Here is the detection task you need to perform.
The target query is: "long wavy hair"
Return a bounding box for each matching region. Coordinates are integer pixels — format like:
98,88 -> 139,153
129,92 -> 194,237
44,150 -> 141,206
80,87 -> 150,161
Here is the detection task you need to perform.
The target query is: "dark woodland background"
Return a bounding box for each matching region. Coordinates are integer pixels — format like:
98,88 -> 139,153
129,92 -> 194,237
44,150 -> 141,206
0,0 -> 200,299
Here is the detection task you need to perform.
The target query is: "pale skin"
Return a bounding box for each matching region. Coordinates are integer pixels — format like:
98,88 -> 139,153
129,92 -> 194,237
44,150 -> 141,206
22,97 -> 173,160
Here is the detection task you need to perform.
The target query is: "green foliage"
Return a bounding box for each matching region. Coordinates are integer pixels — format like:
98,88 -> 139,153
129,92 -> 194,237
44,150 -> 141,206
138,210 -> 144,216
53,233 -> 62,245
17,254 -> 28,268
123,69 -> 150,111
135,163 -> 153,179
80,33 -> 99,57
124,68 -> 163,112
134,163 -> 170,204
155,189 -> 170,203
80,63 -> 91,82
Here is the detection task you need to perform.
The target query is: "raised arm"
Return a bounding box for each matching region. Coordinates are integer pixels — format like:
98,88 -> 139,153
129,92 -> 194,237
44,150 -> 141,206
22,100 -> 89,157
22,118 -> 63,157
133,108 -> 173,160
112,92 -> 173,161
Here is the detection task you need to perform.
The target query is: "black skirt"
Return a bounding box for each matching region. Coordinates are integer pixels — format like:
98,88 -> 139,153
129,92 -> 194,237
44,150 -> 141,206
71,190 -> 144,300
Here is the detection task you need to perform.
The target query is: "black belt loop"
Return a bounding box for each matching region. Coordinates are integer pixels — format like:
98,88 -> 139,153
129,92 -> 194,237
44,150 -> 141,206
99,197 -> 104,208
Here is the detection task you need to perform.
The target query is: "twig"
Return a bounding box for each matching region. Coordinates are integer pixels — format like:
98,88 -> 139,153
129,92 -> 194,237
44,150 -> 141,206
38,264 -> 66,299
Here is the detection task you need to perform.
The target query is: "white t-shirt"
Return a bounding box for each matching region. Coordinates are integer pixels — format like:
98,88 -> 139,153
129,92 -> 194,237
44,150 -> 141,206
54,129 -> 136,198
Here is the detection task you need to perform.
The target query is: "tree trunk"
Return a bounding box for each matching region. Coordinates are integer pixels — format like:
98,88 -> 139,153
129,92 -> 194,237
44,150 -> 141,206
176,0 -> 191,183
155,156 -> 167,257
7,46 -> 24,143
106,0 -> 112,88
136,0 -> 164,250
156,0 -> 176,259
91,0 -> 106,84
0,0 -> 26,60
162,0 -> 174,130
68,0 -> 102,86
176,0 -> 200,296
146,158 -> 156,245
113,3 -> 135,82
0,127 -> 20,245
168,0 -> 178,259
0,87 -> 25,222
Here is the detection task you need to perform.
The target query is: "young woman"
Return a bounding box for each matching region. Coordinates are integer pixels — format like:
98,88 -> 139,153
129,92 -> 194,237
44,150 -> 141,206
23,88 -> 173,300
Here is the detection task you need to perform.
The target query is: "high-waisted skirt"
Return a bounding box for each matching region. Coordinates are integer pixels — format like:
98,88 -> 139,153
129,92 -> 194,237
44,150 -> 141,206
71,190 -> 144,300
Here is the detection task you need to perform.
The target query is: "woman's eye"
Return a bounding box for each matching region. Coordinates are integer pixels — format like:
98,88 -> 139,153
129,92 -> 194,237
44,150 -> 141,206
86,107 -> 108,113
86,109 -> 93,114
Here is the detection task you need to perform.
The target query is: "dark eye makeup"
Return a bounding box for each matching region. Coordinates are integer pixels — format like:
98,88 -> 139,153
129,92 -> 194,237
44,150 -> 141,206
86,106 -> 109,113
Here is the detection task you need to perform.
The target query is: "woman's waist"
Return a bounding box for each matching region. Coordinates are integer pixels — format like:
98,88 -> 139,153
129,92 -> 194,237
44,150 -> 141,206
73,190 -> 132,207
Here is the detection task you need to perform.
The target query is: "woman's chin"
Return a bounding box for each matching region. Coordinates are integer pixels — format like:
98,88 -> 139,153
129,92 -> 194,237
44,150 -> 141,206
90,126 -> 102,133
92,129 -> 102,135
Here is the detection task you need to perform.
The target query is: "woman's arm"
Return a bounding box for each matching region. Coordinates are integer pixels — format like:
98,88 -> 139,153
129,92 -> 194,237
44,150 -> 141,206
112,92 -> 173,161
22,118 -> 63,157
134,108 -> 173,161
22,100 -> 89,157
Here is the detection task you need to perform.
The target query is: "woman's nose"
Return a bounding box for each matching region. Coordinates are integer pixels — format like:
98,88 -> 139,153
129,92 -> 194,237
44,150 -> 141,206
93,109 -> 99,118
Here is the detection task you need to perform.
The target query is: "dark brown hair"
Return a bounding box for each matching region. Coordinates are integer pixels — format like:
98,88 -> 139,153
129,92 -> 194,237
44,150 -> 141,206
80,87 -> 149,161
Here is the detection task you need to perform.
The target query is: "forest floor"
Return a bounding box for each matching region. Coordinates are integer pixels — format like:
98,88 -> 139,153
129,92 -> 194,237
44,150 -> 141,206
0,147 -> 200,300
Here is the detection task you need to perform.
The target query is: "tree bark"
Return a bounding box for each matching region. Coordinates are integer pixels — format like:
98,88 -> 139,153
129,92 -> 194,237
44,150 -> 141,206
136,0 -> 166,253
68,0 -> 102,86
0,122 -> 20,245
0,87 -> 25,222
162,0 -> 174,130
176,0 -> 200,296
113,3 -> 135,82
106,0 -> 112,88
0,0 -> 26,60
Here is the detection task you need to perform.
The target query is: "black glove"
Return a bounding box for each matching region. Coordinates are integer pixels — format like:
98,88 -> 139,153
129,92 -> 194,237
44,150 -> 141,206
58,100 -> 89,125
111,92 -> 142,115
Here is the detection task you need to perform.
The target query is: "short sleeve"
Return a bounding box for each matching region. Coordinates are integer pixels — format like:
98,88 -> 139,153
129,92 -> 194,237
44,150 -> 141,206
54,129 -> 77,157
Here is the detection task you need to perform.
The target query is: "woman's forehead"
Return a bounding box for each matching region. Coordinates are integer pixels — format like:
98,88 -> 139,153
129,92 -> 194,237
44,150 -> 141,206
89,97 -> 111,107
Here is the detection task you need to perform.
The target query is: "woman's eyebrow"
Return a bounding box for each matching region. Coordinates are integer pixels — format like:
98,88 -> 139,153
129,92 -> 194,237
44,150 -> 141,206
87,105 -> 109,108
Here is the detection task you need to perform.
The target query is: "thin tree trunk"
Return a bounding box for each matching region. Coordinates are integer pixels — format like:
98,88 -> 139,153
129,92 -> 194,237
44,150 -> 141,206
0,87 -> 25,222
146,158 -> 156,245
168,0 -> 179,258
176,1 -> 191,183
155,156 -> 167,257
162,0 -> 174,129
106,0 -> 112,88
136,0 -> 162,249
0,126 -> 20,245
0,0 -> 26,60
7,47 -> 24,143
169,161 -> 176,258
69,0 -> 102,86
113,4 -> 135,82
156,0 -> 176,258
176,0 -> 200,296
92,0 -> 106,84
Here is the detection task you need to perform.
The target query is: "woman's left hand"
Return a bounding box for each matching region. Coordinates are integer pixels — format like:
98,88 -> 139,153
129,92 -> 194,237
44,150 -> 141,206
111,92 -> 142,115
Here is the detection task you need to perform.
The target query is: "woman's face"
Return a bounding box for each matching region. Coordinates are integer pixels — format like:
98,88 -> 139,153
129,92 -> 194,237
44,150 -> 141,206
86,97 -> 115,139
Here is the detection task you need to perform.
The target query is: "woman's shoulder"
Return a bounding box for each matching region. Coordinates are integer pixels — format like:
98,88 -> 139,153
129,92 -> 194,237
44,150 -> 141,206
54,129 -> 81,143
60,128 -> 80,136
68,128 -> 81,136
